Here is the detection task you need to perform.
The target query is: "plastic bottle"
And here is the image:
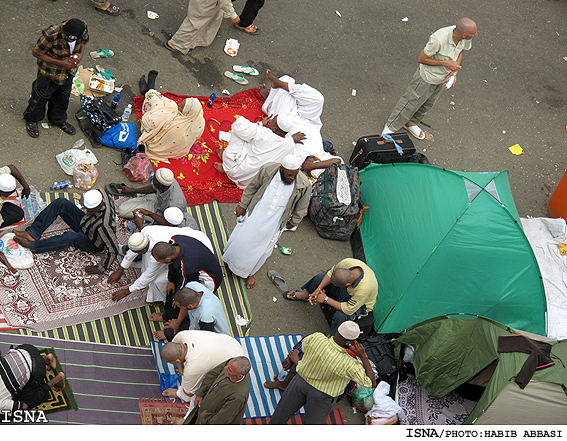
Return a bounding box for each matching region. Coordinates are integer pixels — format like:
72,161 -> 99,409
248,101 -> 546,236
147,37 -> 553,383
236,215 -> 244,224
73,138 -> 85,149
111,91 -> 121,109
50,181 -> 70,190
277,369 -> 288,382
121,104 -> 132,122
126,219 -> 136,235
207,91 -> 216,108
149,170 -> 155,184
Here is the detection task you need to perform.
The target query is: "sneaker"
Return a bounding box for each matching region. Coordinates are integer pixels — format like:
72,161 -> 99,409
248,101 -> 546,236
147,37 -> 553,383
381,124 -> 395,137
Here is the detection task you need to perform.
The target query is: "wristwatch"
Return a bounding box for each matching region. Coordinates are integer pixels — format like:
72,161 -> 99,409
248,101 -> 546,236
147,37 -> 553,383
323,296 -> 328,304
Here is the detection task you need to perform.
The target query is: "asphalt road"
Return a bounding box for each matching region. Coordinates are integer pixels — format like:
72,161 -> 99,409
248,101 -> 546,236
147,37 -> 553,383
1,0 -> 566,425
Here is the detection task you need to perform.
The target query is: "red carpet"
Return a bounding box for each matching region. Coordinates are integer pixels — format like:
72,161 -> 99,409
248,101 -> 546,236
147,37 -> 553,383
133,89 -> 266,206
242,408 -> 345,425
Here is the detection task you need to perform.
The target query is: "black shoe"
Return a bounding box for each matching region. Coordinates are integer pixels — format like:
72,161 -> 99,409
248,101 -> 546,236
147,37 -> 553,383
323,139 -> 337,156
121,147 -> 134,167
147,70 -> 159,91
139,75 -> 149,95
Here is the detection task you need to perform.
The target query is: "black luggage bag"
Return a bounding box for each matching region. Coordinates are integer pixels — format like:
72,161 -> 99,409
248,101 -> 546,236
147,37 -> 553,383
349,133 -> 416,170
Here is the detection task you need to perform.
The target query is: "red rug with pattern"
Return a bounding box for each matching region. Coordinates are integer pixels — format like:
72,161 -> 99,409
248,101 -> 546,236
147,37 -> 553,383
132,88 -> 266,206
139,398 -> 192,425
242,408 -> 345,425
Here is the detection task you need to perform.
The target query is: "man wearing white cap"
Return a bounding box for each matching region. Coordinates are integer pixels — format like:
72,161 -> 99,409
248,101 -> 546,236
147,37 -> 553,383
269,321 -> 376,425
0,165 -> 30,228
213,114 -> 305,189
14,189 -> 118,274
222,155 -> 310,289
108,223 -> 213,303
109,167 -> 198,229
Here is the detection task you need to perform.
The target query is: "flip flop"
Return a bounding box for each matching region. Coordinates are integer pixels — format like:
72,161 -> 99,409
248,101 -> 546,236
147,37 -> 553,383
95,4 -> 120,15
164,41 -> 184,55
224,71 -> 249,85
405,124 -> 426,140
105,183 -> 125,196
90,49 -> 114,58
268,270 -> 289,293
234,23 -> 260,35
282,291 -> 299,301
233,65 -> 259,76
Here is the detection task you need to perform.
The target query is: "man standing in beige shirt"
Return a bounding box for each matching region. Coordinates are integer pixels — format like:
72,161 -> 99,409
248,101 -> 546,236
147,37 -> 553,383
382,18 -> 478,140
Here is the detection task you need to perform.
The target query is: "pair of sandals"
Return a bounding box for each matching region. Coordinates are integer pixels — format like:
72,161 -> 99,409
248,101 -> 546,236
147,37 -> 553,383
26,121 -> 75,138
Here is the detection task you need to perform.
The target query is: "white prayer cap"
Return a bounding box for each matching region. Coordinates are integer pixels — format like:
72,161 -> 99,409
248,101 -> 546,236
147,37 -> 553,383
128,232 -> 149,252
0,174 -> 16,192
83,189 -> 103,208
276,114 -> 292,132
281,154 -> 302,170
337,321 -> 361,340
155,168 -> 175,186
164,207 -> 184,226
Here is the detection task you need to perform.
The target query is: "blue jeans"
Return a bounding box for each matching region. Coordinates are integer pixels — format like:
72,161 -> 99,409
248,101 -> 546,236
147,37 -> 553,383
302,272 -> 367,336
26,198 -> 98,254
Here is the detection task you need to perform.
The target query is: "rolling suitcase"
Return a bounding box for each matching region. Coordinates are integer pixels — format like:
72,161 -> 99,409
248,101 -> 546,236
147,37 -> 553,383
349,133 -> 416,170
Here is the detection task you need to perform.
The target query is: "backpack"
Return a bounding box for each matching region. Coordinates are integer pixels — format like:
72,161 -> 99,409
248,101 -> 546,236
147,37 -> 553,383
309,163 -> 362,241
360,334 -> 398,384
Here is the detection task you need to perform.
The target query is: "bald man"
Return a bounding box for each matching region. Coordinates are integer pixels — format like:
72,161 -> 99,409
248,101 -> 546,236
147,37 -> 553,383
282,258 -> 378,336
382,18 -> 478,140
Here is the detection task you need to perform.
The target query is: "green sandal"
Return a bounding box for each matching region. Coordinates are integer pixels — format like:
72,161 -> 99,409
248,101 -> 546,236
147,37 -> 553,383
224,71 -> 249,85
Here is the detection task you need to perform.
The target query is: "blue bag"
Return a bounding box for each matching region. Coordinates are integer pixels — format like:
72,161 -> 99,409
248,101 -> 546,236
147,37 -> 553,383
98,123 -> 138,150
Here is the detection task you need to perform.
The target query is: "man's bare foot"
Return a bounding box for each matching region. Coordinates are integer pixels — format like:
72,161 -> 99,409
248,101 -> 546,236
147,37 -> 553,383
162,388 -> 178,398
153,330 -> 167,341
149,312 -> 164,322
43,354 -> 57,370
48,372 -> 66,392
172,417 -> 185,425
245,275 -> 257,289
264,374 -> 287,391
213,162 -> 225,174
216,148 -> 224,159
266,69 -> 279,89
285,290 -> 309,301
14,230 -> 35,242
149,301 -> 163,307
258,84 -> 270,99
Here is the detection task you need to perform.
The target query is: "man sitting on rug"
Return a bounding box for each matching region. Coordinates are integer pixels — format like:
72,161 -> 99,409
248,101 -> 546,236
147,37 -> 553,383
259,70 -> 342,179
173,356 -> 251,425
0,165 -> 30,228
160,330 -> 245,403
1,344 -> 66,416
153,281 -> 230,340
111,167 -> 199,230
282,258 -> 378,337
108,221 -> 213,304
13,189 -> 118,274
222,155 -> 311,289
151,236 -> 223,340
213,114 -> 305,189
269,321 -> 376,425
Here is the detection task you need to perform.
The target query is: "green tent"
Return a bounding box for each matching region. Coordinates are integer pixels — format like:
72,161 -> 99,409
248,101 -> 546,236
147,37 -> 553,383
396,315 -> 567,424
357,163 -> 546,334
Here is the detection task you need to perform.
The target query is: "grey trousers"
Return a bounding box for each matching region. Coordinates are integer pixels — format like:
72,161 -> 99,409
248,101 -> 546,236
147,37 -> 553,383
386,68 -> 443,131
269,374 -> 337,425
91,0 -> 108,6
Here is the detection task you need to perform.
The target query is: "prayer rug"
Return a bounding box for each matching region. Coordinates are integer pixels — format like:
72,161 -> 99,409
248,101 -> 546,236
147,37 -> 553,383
132,88 -> 266,206
34,347 -> 78,414
150,334 -> 304,418
242,407 -> 345,425
0,333 -> 161,424
0,307 -> 18,330
138,398 -> 191,425
0,192 -> 147,332
397,374 -> 476,425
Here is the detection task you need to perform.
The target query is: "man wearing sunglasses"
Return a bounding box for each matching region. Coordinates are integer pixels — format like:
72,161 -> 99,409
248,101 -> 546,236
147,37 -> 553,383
23,19 -> 88,139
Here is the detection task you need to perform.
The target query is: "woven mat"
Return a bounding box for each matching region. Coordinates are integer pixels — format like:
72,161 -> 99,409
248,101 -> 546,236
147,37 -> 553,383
35,347 -> 78,414
139,398 -> 191,425
0,192 -> 146,331
132,88 -> 266,206
243,408 -> 345,425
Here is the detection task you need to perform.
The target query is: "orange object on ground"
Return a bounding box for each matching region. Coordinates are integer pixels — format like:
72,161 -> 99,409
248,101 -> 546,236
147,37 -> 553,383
548,170 -> 567,219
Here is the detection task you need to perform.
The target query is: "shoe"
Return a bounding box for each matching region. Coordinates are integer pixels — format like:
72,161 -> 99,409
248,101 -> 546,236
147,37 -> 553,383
323,139 -> 337,156
121,147 -> 135,167
57,121 -> 76,135
26,121 -> 39,138
139,75 -> 148,95
147,70 -> 158,90
381,124 -> 395,137
405,124 -> 426,140
164,41 -> 183,55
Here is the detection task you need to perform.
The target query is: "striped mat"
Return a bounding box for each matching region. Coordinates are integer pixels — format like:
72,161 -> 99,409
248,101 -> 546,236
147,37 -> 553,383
0,333 -> 161,425
243,407 -> 345,425
151,334 -> 304,418
9,193 -> 251,345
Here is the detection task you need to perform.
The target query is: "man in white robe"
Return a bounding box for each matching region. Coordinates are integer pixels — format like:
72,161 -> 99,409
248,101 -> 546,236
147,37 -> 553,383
213,115 -> 305,189
261,70 -> 342,179
222,155 -> 311,289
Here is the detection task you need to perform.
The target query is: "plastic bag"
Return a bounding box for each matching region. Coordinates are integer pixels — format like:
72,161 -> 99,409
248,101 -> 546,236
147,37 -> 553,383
123,153 -> 151,183
73,159 -> 99,190
351,385 -> 375,412
20,185 -> 47,222
0,233 -> 34,269
56,147 -> 98,175
98,123 -> 138,150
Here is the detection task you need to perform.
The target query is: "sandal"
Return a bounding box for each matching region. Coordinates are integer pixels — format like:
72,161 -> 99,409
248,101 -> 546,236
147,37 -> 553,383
105,183 -> 125,196
90,49 -> 115,58
405,124 -> 426,140
224,71 -> 249,85
58,121 -> 76,135
233,65 -> 259,76
164,41 -> 184,55
25,121 -> 39,138
234,23 -> 260,35
282,290 -> 308,301
268,270 -> 289,293
95,4 -> 120,15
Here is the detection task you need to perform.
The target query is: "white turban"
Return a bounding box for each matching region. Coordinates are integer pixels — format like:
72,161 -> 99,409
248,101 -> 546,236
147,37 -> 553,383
83,189 -> 103,208
276,114 -> 292,133
0,174 -> 16,193
281,154 -> 302,170
155,168 -> 174,186
128,232 -> 149,252
164,207 -> 184,226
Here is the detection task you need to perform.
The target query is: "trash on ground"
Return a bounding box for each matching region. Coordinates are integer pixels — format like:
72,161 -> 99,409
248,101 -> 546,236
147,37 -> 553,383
402,17 -> 409,22
335,10 -> 342,17
235,315 -> 248,326
281,246 -> 292,255
147,11 -> 159,19
449,101 -> 455,105
351,89 -> 357,96
41,122 -> 50,129
502,130 -> 507,134
509,144 -> 523,155
272,297 -> 277,302
224,38 -> 240,57
221,89 -> 230,95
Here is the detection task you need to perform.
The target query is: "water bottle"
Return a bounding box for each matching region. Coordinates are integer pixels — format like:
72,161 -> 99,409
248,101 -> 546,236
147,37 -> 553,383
207,91 -> 216,108
126,219 -> 136,235
73,138 -> 85,149
277,369 -> 288,382
236,215 -> 244,224
149,170 -> 155,184
50,181 -> 70,190
111,91 -> 121,109
121,104 -> 132,122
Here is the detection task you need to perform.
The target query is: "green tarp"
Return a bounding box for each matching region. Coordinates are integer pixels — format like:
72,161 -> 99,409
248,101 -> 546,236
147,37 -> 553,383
358,164 -> 546,334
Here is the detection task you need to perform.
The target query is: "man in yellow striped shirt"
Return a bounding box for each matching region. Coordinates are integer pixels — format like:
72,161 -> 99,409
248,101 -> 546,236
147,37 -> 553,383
269,321 -> 376,424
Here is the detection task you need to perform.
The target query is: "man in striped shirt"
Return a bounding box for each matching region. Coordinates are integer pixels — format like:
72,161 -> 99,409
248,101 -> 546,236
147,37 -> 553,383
14,189 -> 119,274
269,321 -> 376,425
1,344 -> 65,416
